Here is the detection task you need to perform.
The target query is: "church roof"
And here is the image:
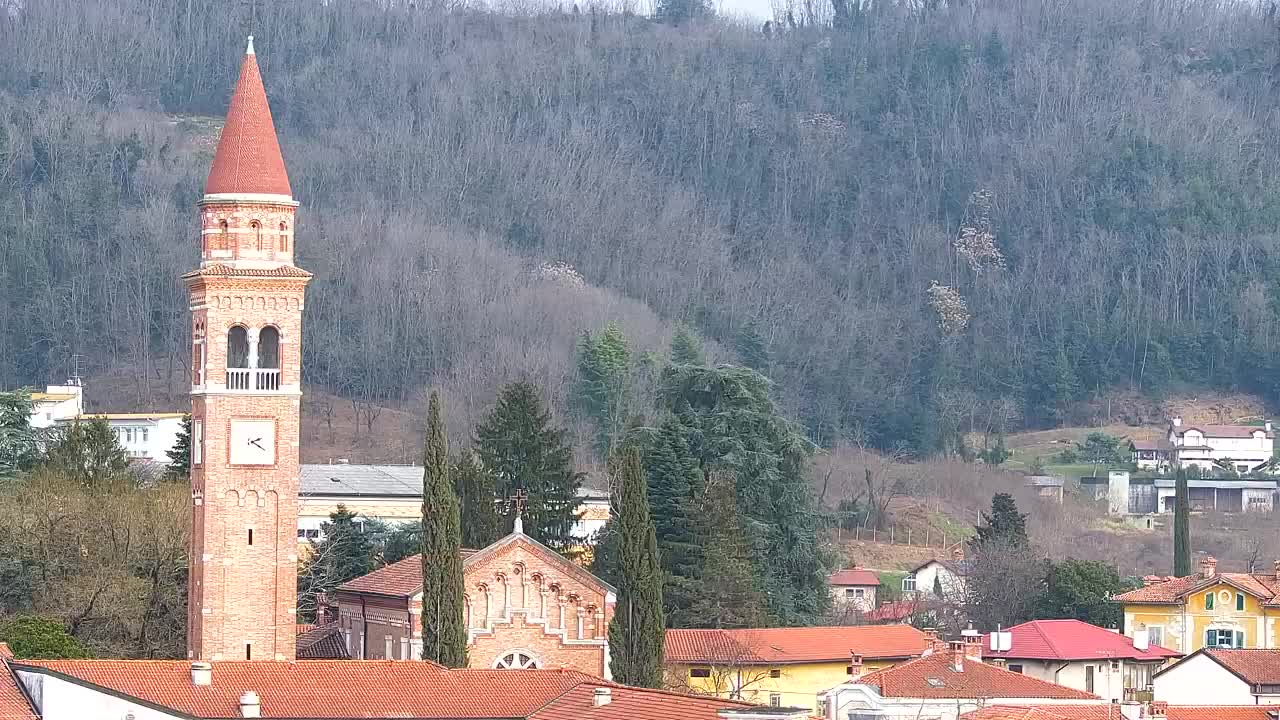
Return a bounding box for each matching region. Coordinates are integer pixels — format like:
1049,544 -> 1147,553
204,37 -> 292,197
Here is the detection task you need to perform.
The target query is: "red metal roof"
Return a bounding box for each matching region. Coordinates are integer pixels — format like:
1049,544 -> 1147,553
858,652 -> 1097,700
205,41 -> 292,197
663,624 -> 929,665
980,620 -> 1180,662
829,568 -> 880,586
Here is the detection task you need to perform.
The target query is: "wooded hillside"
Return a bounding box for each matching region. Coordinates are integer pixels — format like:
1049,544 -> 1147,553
3,0 -> 1280,454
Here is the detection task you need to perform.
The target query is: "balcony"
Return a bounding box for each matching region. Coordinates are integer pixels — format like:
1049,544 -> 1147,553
225,368 -> 281,392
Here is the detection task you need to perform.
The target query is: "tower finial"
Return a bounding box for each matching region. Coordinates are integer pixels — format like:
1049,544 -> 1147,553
246,35 -> 255,56
511,487 -> 528,535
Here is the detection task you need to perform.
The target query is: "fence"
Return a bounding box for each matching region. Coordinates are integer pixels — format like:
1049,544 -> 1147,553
832,524 -> 969,551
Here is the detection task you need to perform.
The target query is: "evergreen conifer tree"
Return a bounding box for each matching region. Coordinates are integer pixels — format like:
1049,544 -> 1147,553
576,323 -> 631,458
669,326 -> 705,366
455,449 -> 503,549
643,415 -> 704,623
684,471 -> 768,628
298,505 -> 378,621
607,447 -> 665,686
1174,467 -> 1191,577
420,392 -> 467,666
0,390 -> 37,480
475,382 -> 583,551
164,414 -> 192,481
734,320 -> 770,372
974,493 -> 1028,548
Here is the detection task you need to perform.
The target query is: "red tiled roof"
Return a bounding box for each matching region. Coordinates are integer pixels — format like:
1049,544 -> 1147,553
663,624 -> 929,664
205,41 -> 292,197
9,660 -> 751,720
1115,571 -> 1280,605
183,264 -> 313,279
0,659 -> 36,720
864,598 -> 935,623
1175,424 -> 1272,439
963,706 -> 1278,720
981,620 -> 1180,662
1199,648 -> 1280,685
339,548 -> 478,597
829,568 -> 880,586
858,652 -> 1097,700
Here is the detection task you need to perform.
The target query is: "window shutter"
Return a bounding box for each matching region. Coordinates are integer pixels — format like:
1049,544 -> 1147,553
1236,630 -> 1246,648
1237,593 -> 1246,611
1206,593 -> 1215,610
1206,630 -> 1216,647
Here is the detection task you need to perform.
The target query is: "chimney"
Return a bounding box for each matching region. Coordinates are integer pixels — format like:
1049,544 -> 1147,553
949,641 -> 966,672
1133,628 -> 1150,652
1149,701 -> 1168,718
1266,421 -> 1273,433
592,688 -> 612,707
1273,560 -> 1280,581
190,662 -> 212,687
849,652 -> 865,679
1172,417 -> 1182,428
239,690 -> 261,719
1201,556 -> 1217,579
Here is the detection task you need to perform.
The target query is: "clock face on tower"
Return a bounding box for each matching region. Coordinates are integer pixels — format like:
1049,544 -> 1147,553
229,418 -> 276,466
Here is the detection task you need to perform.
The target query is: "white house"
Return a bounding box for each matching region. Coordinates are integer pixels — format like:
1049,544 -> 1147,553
61,412 -> 186,461
298,463 -> 611,543
26,384 -> 84,429
902,549 -> 969,601
823,641 -> 1103,720
980,620 -> 1180,703
1167,418 -> 1274,473
1152,648 -> 1280,706
828,567 -> 880,611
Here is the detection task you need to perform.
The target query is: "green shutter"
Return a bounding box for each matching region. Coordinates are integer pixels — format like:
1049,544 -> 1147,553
1237,593 -> 1246,611
1236,630 -> 1246,648
1205,629 -> 1216,647
1206,593 -> 1215,610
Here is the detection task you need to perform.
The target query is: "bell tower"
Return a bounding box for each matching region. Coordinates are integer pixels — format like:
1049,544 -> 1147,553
186,36 -> 310,661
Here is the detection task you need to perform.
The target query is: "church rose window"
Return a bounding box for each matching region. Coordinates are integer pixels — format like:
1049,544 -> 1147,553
494,651 -> 539,669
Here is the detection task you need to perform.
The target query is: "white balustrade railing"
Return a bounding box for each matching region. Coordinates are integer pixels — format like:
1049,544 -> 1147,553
225,368 -> 281,391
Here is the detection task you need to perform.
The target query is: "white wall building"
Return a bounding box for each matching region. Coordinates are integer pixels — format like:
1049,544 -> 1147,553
26,384 -> 84,429
61,413 -> 186,461
1152,648 -> 1280,706
298,463 -> 610,544
1168,418 -> 1274,473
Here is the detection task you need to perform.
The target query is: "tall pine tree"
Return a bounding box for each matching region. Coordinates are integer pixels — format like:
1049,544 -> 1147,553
1174,467 -> 1191,577
164,414 -> 192,481
669,325 -> 705,366
607,447 -> 665,686
644,415 -> 704,625
475,382 -> 583,551
684,471 -> 767,628
454,449 -> 503,549
974,493 -> 1029,549
420,392 -> 467,666
576,323 -> 632,458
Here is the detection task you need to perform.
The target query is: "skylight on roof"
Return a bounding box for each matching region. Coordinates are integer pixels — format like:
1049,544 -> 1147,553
926,677 -> 945,688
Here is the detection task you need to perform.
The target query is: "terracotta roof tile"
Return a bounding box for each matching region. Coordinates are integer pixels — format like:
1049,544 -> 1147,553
663,625 -> 929,664
1116,571 -> 1280,605
980,620 -> 1180,662
1176,424 -> 1272,439
9,660 -> 753,720
1202,648 -> 1280,685
205,42 -> 292,197
858,652 -> 1097,700
829,568 -> 880,586
183,264 -> 312,279
0,659 -> 36,720
963,706 -> 1279,720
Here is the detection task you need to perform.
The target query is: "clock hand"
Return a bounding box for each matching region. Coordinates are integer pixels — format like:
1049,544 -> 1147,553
249,438 -> 264,450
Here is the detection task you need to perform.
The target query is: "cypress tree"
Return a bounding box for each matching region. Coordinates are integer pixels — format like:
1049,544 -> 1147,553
455,449 -> 503,548
420,392 -> 467,667
607,447 -> 665,687
974,493 -> 1029,549
475,382 -> 583,551
1173,467 -> 1191,577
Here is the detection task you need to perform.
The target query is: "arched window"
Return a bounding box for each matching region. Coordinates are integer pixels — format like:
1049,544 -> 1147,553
258,326 -> 280,369
227,326 -> 249,369
251,220 -> 263,251
279,222 -> 288,252
494,651 -> 539,670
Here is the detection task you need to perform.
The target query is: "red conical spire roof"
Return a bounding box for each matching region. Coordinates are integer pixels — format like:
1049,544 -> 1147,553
204,37 -> 292,197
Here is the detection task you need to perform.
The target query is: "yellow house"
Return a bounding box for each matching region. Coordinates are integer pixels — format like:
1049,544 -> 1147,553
663,624 -> 930,714
1116,556 -> 1280,654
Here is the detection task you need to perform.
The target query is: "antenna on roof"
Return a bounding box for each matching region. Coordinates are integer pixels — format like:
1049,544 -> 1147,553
69,354 -> 83,387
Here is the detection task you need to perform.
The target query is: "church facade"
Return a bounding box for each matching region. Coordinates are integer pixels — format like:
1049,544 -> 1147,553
330,530 -> 616,678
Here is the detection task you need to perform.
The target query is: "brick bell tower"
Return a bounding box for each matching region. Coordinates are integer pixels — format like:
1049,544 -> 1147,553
185,36 -> 310,661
